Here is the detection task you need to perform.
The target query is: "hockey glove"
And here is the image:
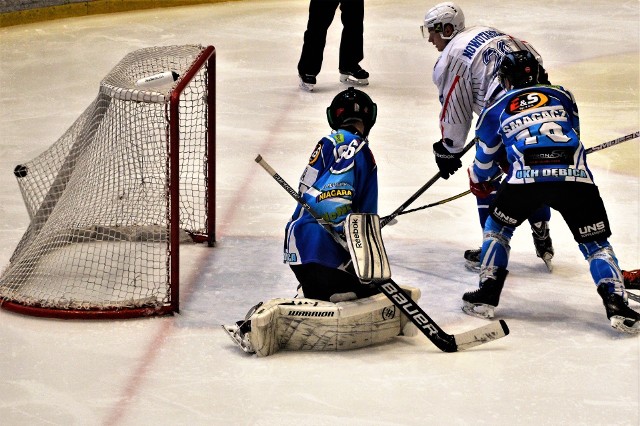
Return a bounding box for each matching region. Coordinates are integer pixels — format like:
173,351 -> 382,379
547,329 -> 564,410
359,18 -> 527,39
468,168 -> 497,198
433,139 -> 462,179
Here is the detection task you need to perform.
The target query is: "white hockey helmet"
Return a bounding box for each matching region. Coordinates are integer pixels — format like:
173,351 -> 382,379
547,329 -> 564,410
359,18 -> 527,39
422,2 -> 465,40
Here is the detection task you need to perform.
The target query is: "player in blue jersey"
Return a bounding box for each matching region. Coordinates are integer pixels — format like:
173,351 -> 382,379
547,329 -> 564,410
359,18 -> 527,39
461,51 -> 640,333
284,86 -> 381,302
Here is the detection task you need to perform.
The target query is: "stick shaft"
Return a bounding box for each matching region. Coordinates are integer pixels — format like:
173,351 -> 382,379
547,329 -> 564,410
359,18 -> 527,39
386,131 -> 640,221
379,138 -> 476,227
255,154 -> 320,220
585,131 -> 639,154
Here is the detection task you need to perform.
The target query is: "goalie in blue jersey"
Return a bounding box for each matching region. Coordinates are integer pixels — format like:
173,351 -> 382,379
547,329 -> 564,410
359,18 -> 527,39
284,86 -> 381,302
461,50 -> 640,333
223,88 -> 422,356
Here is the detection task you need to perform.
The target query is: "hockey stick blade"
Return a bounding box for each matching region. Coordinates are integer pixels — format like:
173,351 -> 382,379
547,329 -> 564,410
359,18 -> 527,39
256,153 -> 510,352
376,279 -> 509,352
452,319 -> 510,351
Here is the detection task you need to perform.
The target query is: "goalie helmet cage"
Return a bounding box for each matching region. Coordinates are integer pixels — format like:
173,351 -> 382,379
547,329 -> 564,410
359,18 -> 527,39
0,45 -> 216,319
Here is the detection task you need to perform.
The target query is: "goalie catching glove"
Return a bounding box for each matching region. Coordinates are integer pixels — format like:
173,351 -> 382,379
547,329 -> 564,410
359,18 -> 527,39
344,213 -> 391,283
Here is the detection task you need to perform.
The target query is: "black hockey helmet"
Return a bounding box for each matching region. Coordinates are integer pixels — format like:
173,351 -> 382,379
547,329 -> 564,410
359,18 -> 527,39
498,50 -> 540,89
326,87 -> 377,137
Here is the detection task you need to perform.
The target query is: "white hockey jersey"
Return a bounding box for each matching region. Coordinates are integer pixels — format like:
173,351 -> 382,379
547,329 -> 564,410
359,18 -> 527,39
432,26 -> 543,153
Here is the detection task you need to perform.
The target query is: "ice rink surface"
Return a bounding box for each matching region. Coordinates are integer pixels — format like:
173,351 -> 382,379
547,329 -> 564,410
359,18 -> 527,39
0,0 -> 638,424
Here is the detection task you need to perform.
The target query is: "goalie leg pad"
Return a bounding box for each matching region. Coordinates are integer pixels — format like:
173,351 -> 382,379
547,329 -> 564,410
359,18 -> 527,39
244,285 -> 421,356
246,297 -> 332,357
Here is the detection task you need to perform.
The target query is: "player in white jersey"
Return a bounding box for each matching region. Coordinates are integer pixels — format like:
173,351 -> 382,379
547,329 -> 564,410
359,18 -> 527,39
421,2 -> 554,271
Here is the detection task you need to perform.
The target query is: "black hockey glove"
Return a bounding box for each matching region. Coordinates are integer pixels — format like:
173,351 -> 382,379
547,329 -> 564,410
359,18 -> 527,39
433,139 -> 462,179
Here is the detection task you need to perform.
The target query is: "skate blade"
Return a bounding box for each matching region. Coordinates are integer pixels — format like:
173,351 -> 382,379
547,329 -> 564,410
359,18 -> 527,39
541,253 -> 553,272
339,75 -> 369,85
462,301 -> 495,319
610,316 -> 640,334
221,325 -> 255,354
299,82 -> 314,92
464,260 -> 480,272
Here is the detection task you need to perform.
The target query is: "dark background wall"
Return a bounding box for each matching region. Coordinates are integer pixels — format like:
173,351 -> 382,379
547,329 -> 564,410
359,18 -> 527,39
0,0 -> 235,27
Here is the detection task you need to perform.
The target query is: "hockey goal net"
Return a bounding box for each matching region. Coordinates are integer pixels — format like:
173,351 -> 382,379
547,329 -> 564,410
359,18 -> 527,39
0,45 -> 216,319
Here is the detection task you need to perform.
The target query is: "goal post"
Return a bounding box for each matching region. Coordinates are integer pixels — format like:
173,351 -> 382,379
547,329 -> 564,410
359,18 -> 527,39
0,45 -> 216,319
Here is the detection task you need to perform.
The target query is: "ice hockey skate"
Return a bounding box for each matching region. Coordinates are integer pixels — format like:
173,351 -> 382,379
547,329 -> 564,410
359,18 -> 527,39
597,284 -> 640,334
299,74 -> 316,92
623,269 -> 640,290
222,321 -> 255,354
339,66 -> 369,85
531,222 -> 554,272
463,247 -> 481,271
222,301 -> 264,354
462,269 -> 508,319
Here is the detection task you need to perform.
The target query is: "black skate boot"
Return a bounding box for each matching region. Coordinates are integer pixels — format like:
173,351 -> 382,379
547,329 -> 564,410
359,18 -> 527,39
463,247 -> 481,271
597,284 -> 640,334
532,221 -> 554,272
339,66 -> 369,85
462,268 -> 509,319
623,269 -> 640,290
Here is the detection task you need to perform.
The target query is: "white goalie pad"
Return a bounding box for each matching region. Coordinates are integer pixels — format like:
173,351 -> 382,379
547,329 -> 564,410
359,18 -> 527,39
345,213 -> 391,282
242,285 -> 421,357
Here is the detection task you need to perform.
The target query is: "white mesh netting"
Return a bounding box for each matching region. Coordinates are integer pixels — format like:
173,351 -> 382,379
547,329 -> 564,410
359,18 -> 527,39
0,45 -> 213,316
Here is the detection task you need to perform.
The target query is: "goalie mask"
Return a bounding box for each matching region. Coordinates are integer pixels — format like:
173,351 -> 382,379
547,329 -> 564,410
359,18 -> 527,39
498,50 -> 540,89
422,2 -> 465,40
326,87 -> 377,137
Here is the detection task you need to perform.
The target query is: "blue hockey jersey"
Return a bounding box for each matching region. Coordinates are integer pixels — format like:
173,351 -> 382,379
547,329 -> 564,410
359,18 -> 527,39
471,84 -> 594,185
284,129 -> 378,268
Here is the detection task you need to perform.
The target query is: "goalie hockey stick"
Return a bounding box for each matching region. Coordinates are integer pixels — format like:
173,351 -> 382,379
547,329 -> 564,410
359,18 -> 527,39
255,154 -> 509,352
384,131 -> 640,221
379,138 -> 477,228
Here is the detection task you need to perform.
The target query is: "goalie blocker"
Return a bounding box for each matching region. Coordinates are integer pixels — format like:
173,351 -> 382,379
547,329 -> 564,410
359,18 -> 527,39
345,213 -> 391,282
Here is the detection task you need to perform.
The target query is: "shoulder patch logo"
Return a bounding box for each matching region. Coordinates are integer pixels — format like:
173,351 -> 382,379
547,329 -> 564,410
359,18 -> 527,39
308,142 -> 322,165
507,92 -> 549,114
